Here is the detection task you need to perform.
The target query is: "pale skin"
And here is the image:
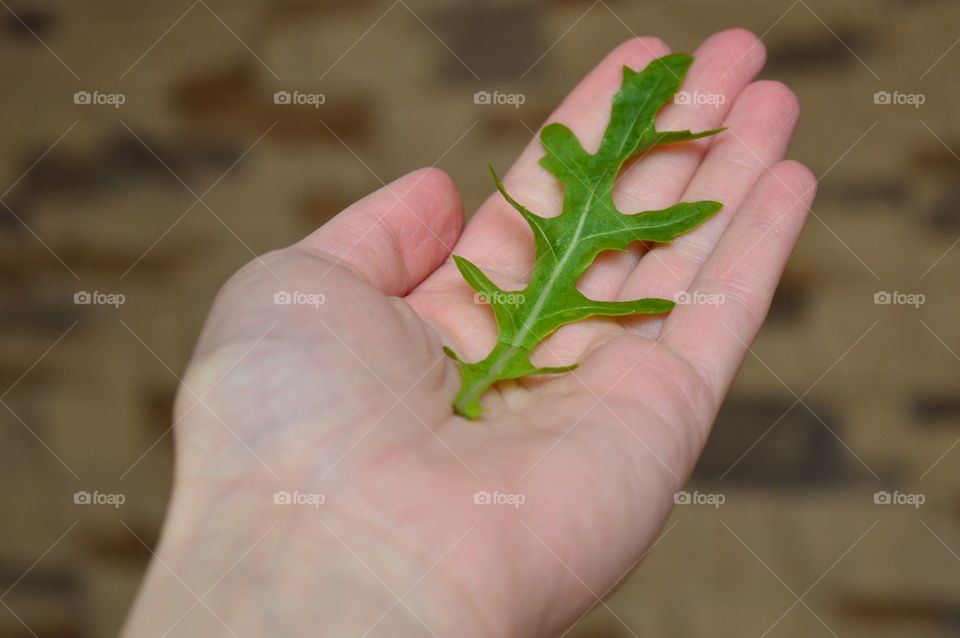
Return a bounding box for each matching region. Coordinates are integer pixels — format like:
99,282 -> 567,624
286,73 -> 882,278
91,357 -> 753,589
123,29 -> 816,638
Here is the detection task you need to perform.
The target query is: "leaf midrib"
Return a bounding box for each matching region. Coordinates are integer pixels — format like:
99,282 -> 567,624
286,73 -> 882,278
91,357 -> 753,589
508,171 -> 608,347
503,72 -> 670,351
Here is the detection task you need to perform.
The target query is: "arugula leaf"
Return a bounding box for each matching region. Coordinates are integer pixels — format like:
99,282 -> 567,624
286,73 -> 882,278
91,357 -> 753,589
447,53 -> 724,418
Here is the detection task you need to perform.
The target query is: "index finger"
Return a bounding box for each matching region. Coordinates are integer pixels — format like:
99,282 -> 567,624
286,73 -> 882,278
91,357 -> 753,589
416,36 -> 672,293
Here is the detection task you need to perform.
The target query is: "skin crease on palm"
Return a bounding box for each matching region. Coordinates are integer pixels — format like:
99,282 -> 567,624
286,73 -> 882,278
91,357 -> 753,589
123,29 -> 817,638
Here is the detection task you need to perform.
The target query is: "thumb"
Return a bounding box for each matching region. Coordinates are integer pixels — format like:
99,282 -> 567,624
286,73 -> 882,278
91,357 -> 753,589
298,167 -> 464,296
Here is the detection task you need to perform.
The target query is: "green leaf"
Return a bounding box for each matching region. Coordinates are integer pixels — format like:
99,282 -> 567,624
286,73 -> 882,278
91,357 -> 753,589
447,53 -> 725,419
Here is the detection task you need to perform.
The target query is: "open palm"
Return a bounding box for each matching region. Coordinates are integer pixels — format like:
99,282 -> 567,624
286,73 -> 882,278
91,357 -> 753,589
126,29 -> 816,638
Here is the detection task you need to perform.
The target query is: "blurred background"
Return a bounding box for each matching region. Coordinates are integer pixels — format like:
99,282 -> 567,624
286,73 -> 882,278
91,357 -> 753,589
1,0 -> 958,636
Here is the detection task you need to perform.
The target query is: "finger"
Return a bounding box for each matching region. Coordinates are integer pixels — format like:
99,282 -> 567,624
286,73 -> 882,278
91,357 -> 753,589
298,167 -> 463,296
492,37 -> 672,215
617,79 -> 801,337
408,32 -> 766,361
412,36 -> 671,300
660,160 -> 816,401
580,28 -> 767,300
405,37 -> 671,358
549,29 -> 769,360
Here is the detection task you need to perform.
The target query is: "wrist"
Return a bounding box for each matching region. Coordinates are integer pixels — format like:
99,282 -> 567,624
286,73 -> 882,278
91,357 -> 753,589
123,479 -> 497,638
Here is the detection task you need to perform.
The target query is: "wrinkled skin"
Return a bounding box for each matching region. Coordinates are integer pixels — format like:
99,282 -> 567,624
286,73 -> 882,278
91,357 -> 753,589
124,29 -> 815,638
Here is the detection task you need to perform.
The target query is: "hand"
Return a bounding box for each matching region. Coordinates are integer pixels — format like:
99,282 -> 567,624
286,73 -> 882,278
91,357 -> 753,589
123,29 -> 815,638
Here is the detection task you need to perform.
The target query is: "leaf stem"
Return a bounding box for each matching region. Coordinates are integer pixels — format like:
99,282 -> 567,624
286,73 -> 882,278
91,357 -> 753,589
451,342 -> 528,418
